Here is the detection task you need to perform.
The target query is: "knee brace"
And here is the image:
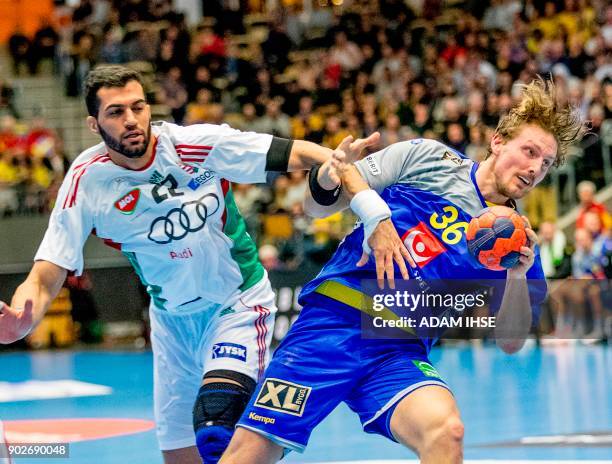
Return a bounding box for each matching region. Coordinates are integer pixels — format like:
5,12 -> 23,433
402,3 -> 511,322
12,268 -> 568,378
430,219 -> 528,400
193,370 -> 255,464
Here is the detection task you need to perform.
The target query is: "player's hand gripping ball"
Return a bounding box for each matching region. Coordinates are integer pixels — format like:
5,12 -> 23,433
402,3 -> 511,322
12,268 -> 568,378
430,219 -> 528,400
466,205 -> 530,271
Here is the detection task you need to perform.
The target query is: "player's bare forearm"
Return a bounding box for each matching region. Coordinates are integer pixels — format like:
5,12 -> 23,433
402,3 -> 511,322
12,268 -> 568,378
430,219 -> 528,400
0,261 -> 67,344
17,261 -> 68,322
494,275 -> 532,354
338,164 -> 370,199
494,225 -> 539,354
287,140 -> 333,171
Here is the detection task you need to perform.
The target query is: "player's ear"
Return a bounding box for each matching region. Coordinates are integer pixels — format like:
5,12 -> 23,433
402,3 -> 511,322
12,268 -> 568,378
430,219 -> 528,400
87,116 -> 99,134
490,132 -> 503,157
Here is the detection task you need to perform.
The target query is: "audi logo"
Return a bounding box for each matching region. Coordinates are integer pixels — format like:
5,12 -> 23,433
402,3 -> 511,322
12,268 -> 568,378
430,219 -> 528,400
147,193 -> 221,244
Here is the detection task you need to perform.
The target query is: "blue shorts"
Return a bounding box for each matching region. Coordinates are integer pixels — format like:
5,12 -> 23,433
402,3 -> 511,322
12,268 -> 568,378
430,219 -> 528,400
236,294 -> 450,453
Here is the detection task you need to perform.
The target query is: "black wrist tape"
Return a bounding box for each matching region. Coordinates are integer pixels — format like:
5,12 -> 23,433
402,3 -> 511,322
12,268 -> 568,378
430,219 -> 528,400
308,164 -> 342,206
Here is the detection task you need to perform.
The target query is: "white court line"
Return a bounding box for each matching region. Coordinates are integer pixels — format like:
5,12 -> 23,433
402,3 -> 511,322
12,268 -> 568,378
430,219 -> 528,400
0,380 -> 112,402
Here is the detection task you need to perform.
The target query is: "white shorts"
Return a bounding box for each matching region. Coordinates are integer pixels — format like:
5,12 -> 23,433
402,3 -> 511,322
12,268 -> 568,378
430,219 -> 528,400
150,277 -> 277,451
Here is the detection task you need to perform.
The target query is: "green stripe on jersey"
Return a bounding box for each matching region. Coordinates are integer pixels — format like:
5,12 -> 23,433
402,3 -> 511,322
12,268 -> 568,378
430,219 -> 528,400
123,251 -> 168,310
223,187 -> 264,291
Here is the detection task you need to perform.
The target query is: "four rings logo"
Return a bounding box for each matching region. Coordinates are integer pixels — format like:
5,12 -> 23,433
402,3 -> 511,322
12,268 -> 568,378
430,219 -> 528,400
147,193 -> 220,244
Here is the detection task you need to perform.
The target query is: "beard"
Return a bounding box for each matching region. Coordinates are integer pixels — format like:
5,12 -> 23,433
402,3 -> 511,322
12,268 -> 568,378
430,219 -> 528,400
490,156 -> 529,200
98,123 -> 151,159
495,174 -> 531,200
495,177 -> 515,199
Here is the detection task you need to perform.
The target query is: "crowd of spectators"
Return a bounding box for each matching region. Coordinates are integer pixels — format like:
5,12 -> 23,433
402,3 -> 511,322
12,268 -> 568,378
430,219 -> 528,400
539,180 -> 611,339
1,0 -> 611,337
0,114 -> 69,216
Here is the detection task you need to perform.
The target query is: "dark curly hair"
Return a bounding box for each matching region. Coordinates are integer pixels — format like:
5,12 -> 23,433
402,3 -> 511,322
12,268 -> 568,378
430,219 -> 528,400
84,65 -> 144,118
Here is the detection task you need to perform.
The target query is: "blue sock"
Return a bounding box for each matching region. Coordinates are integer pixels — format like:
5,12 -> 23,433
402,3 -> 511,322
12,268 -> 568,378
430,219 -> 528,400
195,424 -> 233,464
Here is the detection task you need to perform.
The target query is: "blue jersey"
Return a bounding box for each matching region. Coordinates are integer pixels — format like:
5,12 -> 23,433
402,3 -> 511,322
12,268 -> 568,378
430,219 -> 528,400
300,139 -> 546,348
237,139 -> 548,454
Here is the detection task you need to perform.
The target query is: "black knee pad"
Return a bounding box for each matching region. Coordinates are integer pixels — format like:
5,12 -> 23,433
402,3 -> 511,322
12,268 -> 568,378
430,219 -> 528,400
193,370 -> 256,463
193,370 -> 256,430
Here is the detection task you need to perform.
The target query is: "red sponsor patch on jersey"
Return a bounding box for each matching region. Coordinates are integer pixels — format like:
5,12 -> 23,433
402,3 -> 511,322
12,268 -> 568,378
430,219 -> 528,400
114,188 -> 140,214
402,222 -> 446,267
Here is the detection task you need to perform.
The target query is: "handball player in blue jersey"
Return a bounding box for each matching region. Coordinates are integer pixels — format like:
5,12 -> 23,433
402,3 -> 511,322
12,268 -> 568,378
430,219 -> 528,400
220,80 -> 586,464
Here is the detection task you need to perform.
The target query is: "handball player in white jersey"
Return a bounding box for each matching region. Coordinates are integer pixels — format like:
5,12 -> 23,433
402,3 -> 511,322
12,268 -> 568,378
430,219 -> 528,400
0,65 -> 346,464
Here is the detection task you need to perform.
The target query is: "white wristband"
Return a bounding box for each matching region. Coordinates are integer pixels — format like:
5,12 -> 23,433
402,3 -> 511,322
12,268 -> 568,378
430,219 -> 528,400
349,189 -> 391,254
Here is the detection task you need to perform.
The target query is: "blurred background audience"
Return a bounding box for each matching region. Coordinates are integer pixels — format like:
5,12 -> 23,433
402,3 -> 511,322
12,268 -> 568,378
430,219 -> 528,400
1,0 -> 611,340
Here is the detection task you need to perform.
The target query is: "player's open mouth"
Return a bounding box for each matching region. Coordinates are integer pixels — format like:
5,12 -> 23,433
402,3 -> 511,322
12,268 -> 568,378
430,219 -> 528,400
517,175 -> 531,186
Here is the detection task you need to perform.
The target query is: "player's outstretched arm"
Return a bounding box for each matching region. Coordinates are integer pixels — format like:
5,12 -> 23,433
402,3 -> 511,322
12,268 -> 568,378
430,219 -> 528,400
0,261 -> 67,344
494,225 -> 539,354
287,140 -> 334,171
304,133 -> 380,218
306,135 -> 415,289
288,133 -> 379,173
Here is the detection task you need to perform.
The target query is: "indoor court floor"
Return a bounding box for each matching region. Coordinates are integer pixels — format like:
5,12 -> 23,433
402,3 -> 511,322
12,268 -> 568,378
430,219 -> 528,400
1,343 -> 610,463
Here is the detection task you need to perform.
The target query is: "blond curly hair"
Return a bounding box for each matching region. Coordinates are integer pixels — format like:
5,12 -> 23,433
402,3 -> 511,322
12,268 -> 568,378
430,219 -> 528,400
486,78 -> 586,167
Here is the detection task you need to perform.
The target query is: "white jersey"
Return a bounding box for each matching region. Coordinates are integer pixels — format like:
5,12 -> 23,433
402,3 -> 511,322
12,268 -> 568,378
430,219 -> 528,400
36,121 -> 278,314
